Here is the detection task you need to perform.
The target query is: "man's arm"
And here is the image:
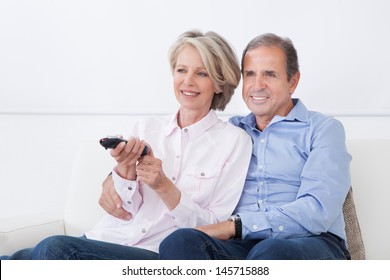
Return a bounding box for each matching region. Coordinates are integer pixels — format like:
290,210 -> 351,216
238,118 -> 352,240
98,174 -> 132,221
196,220 -> 235,241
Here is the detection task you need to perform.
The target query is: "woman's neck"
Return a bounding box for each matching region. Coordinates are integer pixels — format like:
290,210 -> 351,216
177,108 -> 209,128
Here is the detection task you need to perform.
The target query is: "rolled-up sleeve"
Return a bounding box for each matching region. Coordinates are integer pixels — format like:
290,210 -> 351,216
112,169 -> 143,215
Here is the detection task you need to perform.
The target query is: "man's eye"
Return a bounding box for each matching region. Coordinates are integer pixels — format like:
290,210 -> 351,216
244,71 -> 255,77
265,71 -> 277,78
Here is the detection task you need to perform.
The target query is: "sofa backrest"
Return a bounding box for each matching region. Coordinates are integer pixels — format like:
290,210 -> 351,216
62,138 -> 389,259
63,140 -> 112,236
345,139 -> 389,259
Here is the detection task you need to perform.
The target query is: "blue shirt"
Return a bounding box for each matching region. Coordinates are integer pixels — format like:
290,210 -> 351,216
230,99 -> 352,240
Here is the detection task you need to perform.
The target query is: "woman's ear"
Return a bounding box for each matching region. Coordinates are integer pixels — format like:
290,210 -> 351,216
214,83 -> 222,94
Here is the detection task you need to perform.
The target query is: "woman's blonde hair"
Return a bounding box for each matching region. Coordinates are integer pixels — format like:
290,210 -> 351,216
168,30 -> 240,111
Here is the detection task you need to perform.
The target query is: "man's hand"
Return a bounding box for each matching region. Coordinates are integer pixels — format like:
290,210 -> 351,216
98,174 -> 132,221
196,220 -> 235,241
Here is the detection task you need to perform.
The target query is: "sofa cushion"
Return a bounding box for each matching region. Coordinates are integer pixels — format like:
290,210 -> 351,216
343,187 -> 365,259
0,213 -> 65,255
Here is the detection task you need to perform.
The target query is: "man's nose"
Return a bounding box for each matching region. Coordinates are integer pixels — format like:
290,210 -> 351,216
254,75 -> 266,90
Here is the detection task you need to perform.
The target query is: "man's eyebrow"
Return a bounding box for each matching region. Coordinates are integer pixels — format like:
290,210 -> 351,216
264,70 -> 276,74
243,70 -> 255,75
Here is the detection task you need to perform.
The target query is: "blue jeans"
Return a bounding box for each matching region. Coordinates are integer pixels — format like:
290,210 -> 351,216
0,235 -> 159,260
159,228 -> 351,260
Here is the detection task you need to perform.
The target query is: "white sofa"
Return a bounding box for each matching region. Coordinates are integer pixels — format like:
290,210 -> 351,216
1,139 -> 389,259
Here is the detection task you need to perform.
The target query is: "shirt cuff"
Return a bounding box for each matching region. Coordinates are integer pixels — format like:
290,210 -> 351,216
168,193 -> 197,227
112,168 -> 142,214
237,211 -> 270,240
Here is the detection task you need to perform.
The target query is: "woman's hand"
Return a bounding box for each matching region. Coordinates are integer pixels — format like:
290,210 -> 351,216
136,149 -> 181,211
136,152 -> 167,191
111,137 -> 147,180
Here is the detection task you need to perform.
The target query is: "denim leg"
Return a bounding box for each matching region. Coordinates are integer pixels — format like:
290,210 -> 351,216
31,235 -> 159,260
159,228 -> 258,260
246,233 -> 350,260
0,248 -> 34,260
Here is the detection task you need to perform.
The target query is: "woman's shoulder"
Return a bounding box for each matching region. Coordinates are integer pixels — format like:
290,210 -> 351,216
214,118 -> 251,141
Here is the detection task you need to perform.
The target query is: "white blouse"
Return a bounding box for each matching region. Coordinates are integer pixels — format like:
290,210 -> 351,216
86,110 -> 252,253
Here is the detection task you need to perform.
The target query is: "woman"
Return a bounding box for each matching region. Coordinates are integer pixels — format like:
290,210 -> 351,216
1,30 -> 252,260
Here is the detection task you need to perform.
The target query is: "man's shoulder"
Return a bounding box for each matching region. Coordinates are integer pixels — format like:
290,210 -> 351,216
228,115 -> 247,128
228,115 -> 241,126
308,110 -> 341,126
306,110 -> 346,137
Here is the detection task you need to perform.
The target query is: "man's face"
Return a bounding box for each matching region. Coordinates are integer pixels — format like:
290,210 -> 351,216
242,46 -> 300,129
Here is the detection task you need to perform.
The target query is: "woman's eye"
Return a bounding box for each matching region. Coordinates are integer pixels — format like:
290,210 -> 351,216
176,68 -> 187,73
198,72 -> 208,77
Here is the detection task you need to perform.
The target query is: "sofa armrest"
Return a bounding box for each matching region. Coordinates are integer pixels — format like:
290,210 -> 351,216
0,212 -> 65,255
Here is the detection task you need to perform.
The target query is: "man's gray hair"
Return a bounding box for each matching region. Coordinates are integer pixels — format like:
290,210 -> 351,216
241,33 -> 300,81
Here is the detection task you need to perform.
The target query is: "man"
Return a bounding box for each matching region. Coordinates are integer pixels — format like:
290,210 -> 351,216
157,33 -> 352,260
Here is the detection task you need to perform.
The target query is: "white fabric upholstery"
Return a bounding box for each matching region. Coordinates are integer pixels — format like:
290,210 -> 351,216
0,139 -> 388,258
0,213 -> 65,255
344,139 -> 389,259
0,142 -> 110,255
62,142 -> 111,237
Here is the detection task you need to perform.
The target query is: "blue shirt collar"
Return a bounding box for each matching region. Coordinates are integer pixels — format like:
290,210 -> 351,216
239,98 -> 309,130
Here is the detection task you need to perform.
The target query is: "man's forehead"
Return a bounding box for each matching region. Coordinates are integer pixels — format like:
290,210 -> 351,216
243,47 -> 286,68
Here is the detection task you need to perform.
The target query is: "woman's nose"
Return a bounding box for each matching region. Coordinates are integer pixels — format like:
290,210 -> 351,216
183,73 -> 195,85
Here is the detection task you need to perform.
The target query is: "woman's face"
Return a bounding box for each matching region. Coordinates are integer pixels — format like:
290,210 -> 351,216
173,45 -> 217,117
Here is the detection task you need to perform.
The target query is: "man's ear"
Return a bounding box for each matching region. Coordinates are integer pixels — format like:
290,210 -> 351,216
289,71 -> 300,95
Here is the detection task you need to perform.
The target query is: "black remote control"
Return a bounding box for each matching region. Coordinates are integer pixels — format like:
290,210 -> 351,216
99,136 -> 149,156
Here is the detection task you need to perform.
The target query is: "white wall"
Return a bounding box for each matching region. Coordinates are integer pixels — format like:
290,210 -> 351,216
1,0 -> 389,258
1,0 -> 390,116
